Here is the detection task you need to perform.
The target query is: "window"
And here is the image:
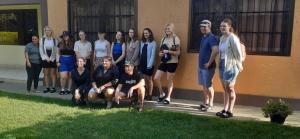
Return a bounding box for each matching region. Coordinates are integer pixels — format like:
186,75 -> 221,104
0,9 -> 38,45
68,0 -> 137,42
189,0 -> 295,56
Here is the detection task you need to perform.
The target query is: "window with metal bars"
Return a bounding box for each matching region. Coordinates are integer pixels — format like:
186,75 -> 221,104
189,0 -> 295,56
68,0 -> 137,43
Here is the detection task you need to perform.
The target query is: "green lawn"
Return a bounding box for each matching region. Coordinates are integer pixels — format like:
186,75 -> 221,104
0,91 -> 300,139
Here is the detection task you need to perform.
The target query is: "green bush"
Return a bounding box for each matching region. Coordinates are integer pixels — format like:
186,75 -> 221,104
262,99 -> 293,118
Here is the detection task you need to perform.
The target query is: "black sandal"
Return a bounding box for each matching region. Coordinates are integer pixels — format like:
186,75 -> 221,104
216,110 -> 226,117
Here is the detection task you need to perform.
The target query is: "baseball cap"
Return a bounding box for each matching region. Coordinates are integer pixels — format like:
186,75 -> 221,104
200,20 -> 211,27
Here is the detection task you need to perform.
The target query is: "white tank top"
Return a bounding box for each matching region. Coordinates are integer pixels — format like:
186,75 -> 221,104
219,38 -> 229,60
94,40 -> 108,58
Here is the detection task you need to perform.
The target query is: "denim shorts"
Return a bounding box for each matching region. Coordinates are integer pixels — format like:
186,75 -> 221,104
198,67 -> 216,87
219,59 -> 239,83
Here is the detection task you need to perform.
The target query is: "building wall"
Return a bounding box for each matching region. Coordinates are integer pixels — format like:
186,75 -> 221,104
47,0 -> 68,37
0,0 -> 299,100
138,0 -> 300,99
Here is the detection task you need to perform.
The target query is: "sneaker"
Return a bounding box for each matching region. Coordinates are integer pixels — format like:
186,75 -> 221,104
220,111 -> 233,118
163,98 -> 170,105
106,101 -> 112,109
216,110 -> 226,117
50,88 -> 56,93
157,93 -> 166,102
59,90 -> 65,95
202,104 -> 213,112
43,88 -> 50,93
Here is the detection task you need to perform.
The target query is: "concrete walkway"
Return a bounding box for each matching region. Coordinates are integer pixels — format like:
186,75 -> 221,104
0,67 -> 300,127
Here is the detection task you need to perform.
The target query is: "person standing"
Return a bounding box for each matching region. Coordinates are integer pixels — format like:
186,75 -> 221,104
139,28 -> 156,101
25,34 -> 42,94
39,26 -> 58,93
198,20 -> 219,111
94,31 -> 110,69
125,28 -> 140,68
154,23 -> 181,104
111,31 -> 126,74
74,31 -> 92,71
57,31 -> 76,95
216,18 -> 243,118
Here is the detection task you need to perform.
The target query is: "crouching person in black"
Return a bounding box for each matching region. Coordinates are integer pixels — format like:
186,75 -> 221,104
88,56 -> 119,108
71,57 -> 90,105
115,61 -> 145,112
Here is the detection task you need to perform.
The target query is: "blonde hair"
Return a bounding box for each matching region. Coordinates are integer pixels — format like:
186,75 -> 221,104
165,23 -> 176,37
43,26 -> 55,38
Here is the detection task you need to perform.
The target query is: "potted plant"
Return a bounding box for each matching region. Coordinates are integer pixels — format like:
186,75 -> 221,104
262,99 -> 293,124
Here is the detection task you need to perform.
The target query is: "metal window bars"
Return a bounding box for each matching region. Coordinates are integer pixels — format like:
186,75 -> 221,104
189,0 -> 295,56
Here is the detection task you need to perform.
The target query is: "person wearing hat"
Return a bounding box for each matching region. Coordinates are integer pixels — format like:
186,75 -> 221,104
114,61 -> 145,112
198,20 -> 219,111
57,31 -> 76,95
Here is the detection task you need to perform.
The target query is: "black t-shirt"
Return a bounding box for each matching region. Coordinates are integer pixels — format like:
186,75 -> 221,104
120,71 -> 143,91
71,68 -> 90,89
92,65 -> 119,87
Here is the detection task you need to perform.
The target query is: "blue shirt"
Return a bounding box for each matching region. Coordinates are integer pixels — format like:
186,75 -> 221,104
113,42 -> 123,55
199,33 -> 218,69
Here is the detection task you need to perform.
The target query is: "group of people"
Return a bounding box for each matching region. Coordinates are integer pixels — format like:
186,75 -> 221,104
25,23 -> 181,112
25,18 -> 244,116
197,18 -> 245,118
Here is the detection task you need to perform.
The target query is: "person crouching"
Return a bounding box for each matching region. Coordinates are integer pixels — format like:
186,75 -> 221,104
115,61 -> 145,112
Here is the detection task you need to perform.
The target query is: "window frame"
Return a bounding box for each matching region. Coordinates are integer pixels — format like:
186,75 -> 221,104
188,0 -> 295,56
0,4 -> 42,46
67,0 -> 138,42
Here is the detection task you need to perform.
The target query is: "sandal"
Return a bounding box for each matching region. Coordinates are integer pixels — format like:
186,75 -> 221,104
216,110 -> 226,117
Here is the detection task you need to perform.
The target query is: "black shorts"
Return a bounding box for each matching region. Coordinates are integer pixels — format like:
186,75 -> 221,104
139,66 -> 154,76
42,60 -> 57,68
158,63 -> 178,73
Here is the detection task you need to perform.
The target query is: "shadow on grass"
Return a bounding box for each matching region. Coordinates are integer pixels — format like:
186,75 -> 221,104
1,91 -> 300,139
1,109 -> 300,139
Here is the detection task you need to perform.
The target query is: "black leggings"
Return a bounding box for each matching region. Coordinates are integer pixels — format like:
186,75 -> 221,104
26,63 -> 42,91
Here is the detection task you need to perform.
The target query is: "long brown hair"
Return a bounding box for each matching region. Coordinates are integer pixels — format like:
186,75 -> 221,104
222,18 -> 235,33
59,36 -> 74,49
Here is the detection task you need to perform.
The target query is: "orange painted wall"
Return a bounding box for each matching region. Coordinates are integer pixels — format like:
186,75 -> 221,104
47,0 -> 68,37
47,0 -> 300,99
138,0 -> 300,99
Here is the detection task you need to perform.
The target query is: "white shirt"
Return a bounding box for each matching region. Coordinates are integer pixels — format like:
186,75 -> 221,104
219,38 -> 229,60
74,40 -> 92,59
44,38 -> 55,50
94,40 -> 108,58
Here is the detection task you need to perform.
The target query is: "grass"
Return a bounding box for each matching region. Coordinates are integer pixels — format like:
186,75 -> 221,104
0,91 -> 300,139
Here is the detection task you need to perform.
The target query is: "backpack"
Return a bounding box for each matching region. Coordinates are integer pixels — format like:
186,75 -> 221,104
42,37 -> 56,47
240,42 -> 246,62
